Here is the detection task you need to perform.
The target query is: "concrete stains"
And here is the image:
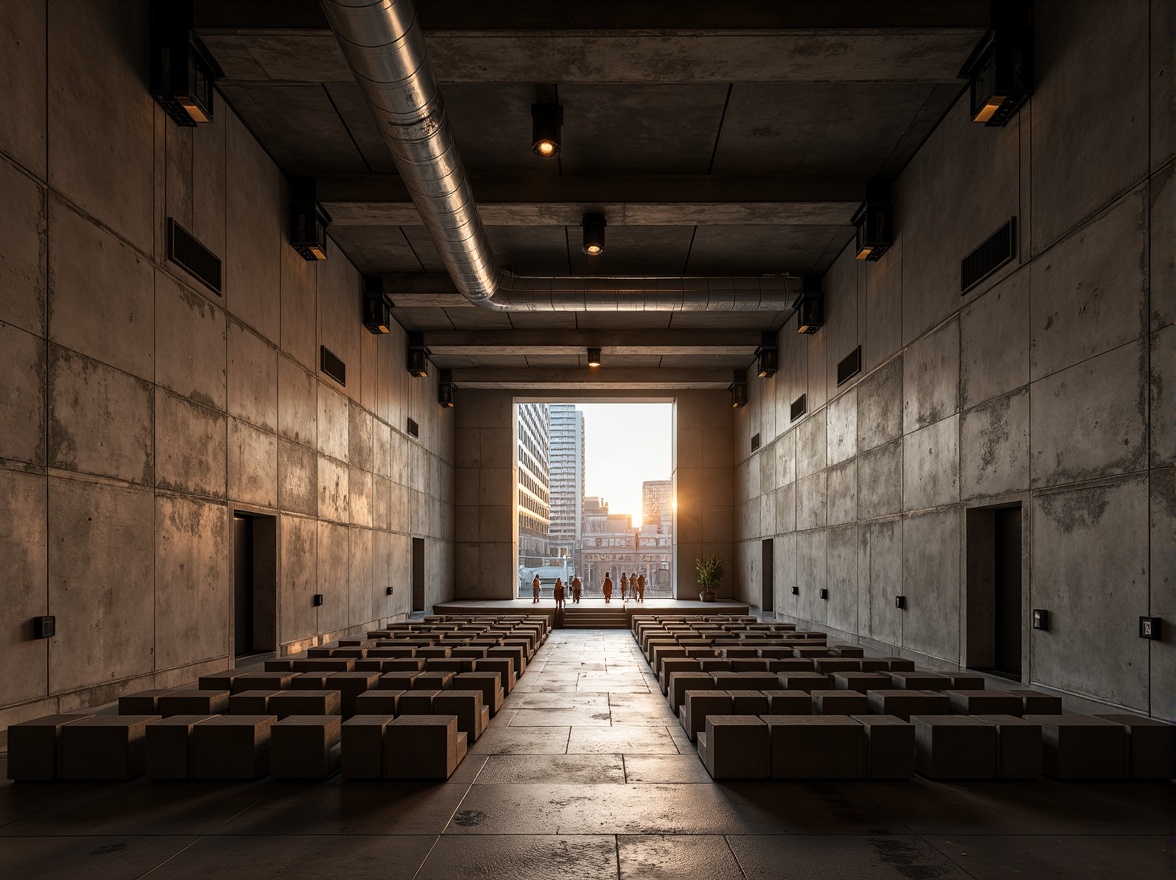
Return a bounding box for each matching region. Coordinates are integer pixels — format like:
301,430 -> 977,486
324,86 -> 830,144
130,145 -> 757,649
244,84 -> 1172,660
1037,486 -> 1111,535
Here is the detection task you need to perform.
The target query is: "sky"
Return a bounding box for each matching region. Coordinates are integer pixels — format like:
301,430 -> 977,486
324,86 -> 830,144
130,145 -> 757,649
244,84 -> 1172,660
576,403 -> 672,524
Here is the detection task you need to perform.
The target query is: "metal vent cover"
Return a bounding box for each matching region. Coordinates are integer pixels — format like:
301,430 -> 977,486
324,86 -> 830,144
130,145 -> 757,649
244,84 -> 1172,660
406,418 -> 420,439
320,346 -> 346,386
962,217 -> 1016,293
166,218 -> 221,294
837,346 -> 862,386
751,433 -> 761,452
790,394 -> 807,422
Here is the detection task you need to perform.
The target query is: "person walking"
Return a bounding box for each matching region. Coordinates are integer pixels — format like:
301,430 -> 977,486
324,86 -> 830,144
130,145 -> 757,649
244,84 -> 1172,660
602,572 -> 614,603
571,574 -> 582,604
554,577 -> 566,610
636,572 -> 646,602
619,572 -> 628,601
532,574 -> 541,604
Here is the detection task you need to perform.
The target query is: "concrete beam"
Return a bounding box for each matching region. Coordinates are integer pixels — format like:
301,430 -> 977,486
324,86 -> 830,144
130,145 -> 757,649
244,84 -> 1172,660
198,11 -> 985,84
425,329 -> 761,356
320,175 -> 863,227
449,368 -> 733,390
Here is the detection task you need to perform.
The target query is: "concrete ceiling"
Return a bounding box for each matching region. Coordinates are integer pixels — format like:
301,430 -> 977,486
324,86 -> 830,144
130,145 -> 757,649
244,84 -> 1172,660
195,0 -> 987,388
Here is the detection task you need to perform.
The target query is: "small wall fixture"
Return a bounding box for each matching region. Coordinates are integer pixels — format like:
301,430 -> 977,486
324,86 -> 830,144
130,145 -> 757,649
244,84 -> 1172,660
33,616 -> 56,639
895,595 -> 906,609
313,594 -> 325,607
729,369 -> 748,408
959,1 -> 1033,127
386,586 -> 394,596
853,179 -> 893,261
290,178 -> 331,261
819,588 -> 829,600
363,276 -> 394,334
407,332 -> 430,377
582,213 -> 607,256
1139,617 -> 1161,640
756,331 -> 778,378
438,369 -> 456,408
150,0 -> 223,126
531,101 -> 563,157
791,586 -> 799,596
1032,609 -> 1048,631
793,273 -> 824,334
587,347 -> 602,367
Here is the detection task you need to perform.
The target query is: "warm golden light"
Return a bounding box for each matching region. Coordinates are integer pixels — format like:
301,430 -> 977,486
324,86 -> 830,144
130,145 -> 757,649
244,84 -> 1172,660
535,140 -> 556,157
855,245 -> 873,260
972,95 -> 1006,123
308,245 -> 328,261
585,243 -> 602,255
177,96 -> 212,124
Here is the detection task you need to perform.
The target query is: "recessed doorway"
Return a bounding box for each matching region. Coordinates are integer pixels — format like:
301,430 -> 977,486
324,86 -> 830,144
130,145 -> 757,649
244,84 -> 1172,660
965,503 -> 1023,680
232,512 -> 276,657
412,537 -> 426,612
762,538 -> 774,613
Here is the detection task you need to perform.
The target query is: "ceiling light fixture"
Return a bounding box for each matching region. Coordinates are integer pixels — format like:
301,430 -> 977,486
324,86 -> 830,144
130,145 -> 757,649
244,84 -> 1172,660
729,369 -> 748,408
756,331 -> 778,378
582,213 -> 606,256
407,332 -> 430,378
290,177 -> 331,261
531,101 -> 563,157
852,178 -> 893,262
793,274 -> 824,335
587,347 -> 602,367
362,275 -> 394,334
960,0 -> 1033,127
438,369 -> 455,408
149,0 -> 223,126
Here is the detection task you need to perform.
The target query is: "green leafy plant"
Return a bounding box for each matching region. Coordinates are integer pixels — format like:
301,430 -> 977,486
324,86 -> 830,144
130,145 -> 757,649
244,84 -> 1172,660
695,554 -> 724,590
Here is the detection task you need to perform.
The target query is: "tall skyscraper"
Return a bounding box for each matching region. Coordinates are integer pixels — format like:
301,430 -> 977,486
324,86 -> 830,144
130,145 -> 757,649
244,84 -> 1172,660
516,403 -> 550,567
642,480 -> 673,531
548,404 -> 585,567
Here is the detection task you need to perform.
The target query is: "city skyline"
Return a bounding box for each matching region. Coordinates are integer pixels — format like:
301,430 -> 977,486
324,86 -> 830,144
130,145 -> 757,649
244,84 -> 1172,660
578,403 -> 672,524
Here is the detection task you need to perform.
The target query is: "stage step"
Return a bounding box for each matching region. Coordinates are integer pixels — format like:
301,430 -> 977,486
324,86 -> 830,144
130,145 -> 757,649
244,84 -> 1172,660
560,606 -> 629,629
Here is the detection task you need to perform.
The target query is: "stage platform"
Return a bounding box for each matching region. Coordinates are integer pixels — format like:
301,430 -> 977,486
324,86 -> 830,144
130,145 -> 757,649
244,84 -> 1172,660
433,597 -> 752,626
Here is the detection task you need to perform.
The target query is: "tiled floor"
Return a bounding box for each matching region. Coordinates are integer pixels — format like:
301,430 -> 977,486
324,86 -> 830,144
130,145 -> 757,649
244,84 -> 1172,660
1,629 -> 1172,879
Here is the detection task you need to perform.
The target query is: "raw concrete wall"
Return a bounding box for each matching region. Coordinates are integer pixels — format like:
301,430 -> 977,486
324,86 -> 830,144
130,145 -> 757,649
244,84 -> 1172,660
0,0 -> 454,730
735,0 -> 1174,720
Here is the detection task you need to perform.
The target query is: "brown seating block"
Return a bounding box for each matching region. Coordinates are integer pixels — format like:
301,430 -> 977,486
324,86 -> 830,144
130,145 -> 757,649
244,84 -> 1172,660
413,671 -> 455,690
669,671 -> 717,711
398,689 -> 440,714
192,715 -> 275,780
416,647 -> 452,659
353,690 -> 406,716
157,690 -> 230,717
659,658 -> 702,693
793,646 -> 833,658
230,672 -> 294,694
867,690 -> 950,721
852,715 -> 915,779
119,689 -> 176,714
831,645 -> 865,658
699,716 -> 769,779
270,715 -> 342,779
426,658 -> 475,674
698,659 -> 733,672
730,659 -> 771,672
912,715 -> 997,779
882,657 -> 916,671
947,690 -> 1022,716
1024,714 -> 1128,779
949,674 -> 986,690
198,671 -> 238,691
711,671 -> 779,691
472,657 -> 516,693
7,714 -> 94,781
291,672 -> 334,689
145,715 -> 216,780
1008,689 -> 1063,715
765,715 -> 865,778
777,672 -> 832,693
764,691 -> 811,714
433,690 -> 488,742
326,671 -> 380,716
768,658 -> 816,673
832,672 -> 891,693
683,690 -> 733,742
263,659 -> 295,672
454,672 -> 505,716
488,645 -> 527,675
378,672 -> 419,690
1095,714 -> 1174,780
291,658 -> 355,673
268,689 -> 342,718
974,714 -> 1042,778
858,659 -> 891,672
384,715 -> 466,779
229,690 -> 281,715
61,715 -> 158,780
889,672 -> 953,690
813,658 -> 862,674
812,690 -> 869,715
731,691 -> 770,715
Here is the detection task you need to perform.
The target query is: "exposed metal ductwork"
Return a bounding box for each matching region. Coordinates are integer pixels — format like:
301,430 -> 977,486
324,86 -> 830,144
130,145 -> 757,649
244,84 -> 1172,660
319,0 -> 794,312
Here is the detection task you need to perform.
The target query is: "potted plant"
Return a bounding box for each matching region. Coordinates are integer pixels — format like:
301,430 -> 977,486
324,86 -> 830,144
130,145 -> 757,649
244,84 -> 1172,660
695,554 -> 723,602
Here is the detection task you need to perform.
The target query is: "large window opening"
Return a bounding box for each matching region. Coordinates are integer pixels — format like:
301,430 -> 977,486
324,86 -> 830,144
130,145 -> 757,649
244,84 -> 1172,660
516,401 -> 673,599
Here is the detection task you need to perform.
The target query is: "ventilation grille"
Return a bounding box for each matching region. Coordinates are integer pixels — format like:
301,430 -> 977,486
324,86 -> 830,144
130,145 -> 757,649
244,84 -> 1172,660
790,394 -> 807,422
406,418 -> 419,439
961,217 -> 1016,293
837,346 -> 862,386
166,218 -> 221,294
320,346 -> 346,386
751,433 -> 761,452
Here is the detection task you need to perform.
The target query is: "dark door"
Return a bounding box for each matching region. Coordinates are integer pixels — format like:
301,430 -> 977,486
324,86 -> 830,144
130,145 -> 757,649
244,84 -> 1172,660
412,537 -> 425,612
993,506 -> 1022,677
233,515 -> 253,656
761,538 -> 774,613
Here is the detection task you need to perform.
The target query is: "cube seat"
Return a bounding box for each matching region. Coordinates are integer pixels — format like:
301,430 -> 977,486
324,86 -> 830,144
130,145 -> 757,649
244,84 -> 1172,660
812,690 -> 868,716
764,715 -> 865,779
973,714 -> 1042,778
270,715 -> 342,779
192,715 -> 275,780
61,715 -> 159,780
867,690 -> 950,721
1024,714 -> 1127,779
912,715 -> 997,779
1095,714 -> 1175,780
698,715 -> 769,780
384,715 -> 466,779
146,715 -> 217,780
7,714 -> 94,781
267,689 -> 342,719
852,715 -> 915,779
157,690 -> 229,717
